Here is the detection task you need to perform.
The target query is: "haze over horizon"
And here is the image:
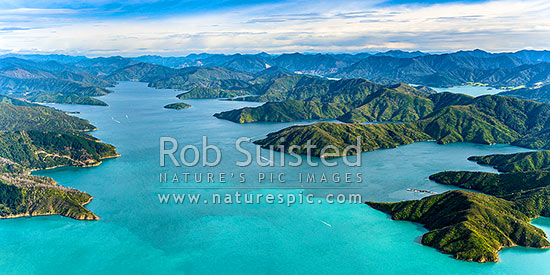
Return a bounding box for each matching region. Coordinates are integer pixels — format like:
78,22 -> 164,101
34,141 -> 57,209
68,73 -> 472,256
0,0 -> 549,56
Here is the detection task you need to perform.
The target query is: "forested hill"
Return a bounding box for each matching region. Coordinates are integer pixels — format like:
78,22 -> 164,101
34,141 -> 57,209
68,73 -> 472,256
255,94 -> 550,157
0,96 -> 119,220
214,82 -> 436,123
368,149 -> 550,263
0,96 -> 118,172
367,190 -> 550,263
0,95 -> 95,132
468,150 -> 550,173
0,174 -> 98,220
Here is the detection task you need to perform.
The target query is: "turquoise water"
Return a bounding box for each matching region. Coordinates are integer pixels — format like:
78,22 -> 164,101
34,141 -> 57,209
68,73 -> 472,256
432,86 -> 504,97
1,82 -> 549,274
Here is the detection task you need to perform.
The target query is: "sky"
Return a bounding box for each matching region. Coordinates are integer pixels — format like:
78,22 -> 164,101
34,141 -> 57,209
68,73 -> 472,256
0,0 -> 549,56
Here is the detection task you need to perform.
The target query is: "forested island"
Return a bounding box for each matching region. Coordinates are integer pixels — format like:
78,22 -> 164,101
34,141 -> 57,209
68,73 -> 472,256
164,102 -> 191,110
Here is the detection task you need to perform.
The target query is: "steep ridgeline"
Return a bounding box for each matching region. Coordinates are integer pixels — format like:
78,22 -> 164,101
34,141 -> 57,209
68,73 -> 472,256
255,94 -> 550,156
499,84 -> 550,103
0,96 -> 119,220
333,53 -> 550,88
247,74 -> 405,103
267,53 -> 355,75
209,50 -> 550,86
106,62 -> 179,82
119,50 -> 550,75
368,150 -> 550,262
0,57 -> 114,105
7,50 -> 550,89
214,80 -> 436,123
176,52 -> 366,74
337,84 -> 435,123
72,56 -> 138,75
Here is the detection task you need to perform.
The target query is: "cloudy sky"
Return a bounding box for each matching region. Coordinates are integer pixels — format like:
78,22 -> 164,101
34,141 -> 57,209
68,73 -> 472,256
0,0 -> 549,56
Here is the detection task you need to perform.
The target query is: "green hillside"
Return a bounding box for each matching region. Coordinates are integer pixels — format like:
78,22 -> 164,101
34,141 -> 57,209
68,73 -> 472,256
149,66 -> 253,91
430,171 -> 550,196
0,131 -> 118,171
0,174 -> 97,220
0,102 -> 96,132
215,82 -> 435,123
254,122 -> 430,157
468,151 -> 550,172
176,86 -> 252,99
27,94 -> 107,106
0,75 -> 111,106
0,96 -> 119,220
418,105 -> 520,144
164,102 -> 191,110
0,98 -> 118,171
367,190 -> 550,262
338,88 -> 434,123
214,100 -> 350,123
368,149 -> 550,262
256,95 -> 550,156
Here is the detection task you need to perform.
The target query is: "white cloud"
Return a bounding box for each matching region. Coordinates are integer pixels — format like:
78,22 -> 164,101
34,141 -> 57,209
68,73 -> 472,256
0,0 -> 549,56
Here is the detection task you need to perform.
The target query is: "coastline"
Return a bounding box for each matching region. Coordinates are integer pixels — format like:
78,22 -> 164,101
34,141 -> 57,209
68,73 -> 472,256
0,195 -> 98,221
2,123 -> 120,221
29,150 -> 121,173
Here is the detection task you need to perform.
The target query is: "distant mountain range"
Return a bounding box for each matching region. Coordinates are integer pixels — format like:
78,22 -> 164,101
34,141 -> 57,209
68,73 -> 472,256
499,84 -> 550,103
0,57 -> 115,105
2,49 -> 550,105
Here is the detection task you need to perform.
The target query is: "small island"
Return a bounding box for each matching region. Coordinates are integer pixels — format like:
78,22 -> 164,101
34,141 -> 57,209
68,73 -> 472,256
164,102 -> 191,110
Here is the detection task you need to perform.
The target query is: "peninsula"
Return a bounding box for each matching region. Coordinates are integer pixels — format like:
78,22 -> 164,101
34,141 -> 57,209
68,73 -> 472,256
367,150 -> 550,262
0,95 -> 119,220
